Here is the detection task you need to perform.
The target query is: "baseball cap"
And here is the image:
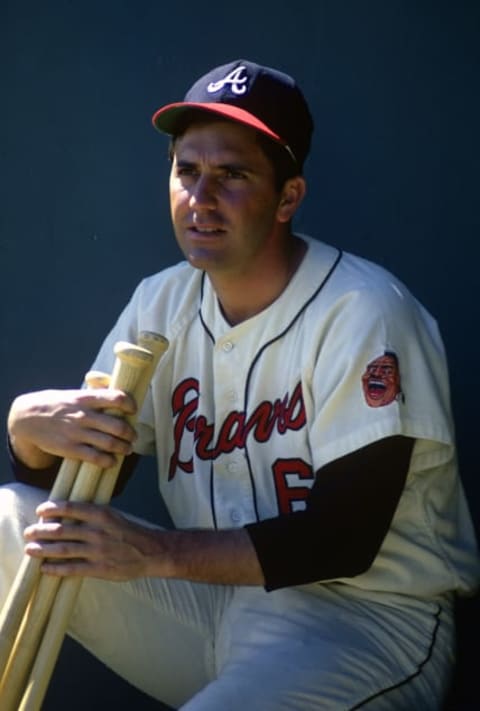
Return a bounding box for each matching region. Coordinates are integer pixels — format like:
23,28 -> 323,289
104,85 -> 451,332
152,59 -> 314,170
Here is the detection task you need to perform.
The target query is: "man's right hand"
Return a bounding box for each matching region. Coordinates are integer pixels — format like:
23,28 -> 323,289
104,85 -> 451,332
7,388 -> 137,469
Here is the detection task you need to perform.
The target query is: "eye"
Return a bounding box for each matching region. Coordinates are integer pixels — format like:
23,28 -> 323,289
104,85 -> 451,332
222,166 -> 248,180
176,165 -> 198,178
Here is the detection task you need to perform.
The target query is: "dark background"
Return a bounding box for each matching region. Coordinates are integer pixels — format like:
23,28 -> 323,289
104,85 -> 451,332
1,1 -> 478,708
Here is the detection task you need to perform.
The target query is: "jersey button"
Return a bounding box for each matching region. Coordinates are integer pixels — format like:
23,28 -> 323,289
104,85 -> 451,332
222,341 -> 234,353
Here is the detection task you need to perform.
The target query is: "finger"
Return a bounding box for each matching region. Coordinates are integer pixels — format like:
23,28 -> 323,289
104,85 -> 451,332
40,438 -> 128,469
67,407 -> 137,442
45,414 -> 137,466
39,559 -> 93,577
74,426 -> 136,455
38,557 -> 124,579
35,500 -> 113,526
70,445 -> 125,469
24,521 -> 104,555
84,413 -> 137,445
25,540 -> 94,570
24,521 -> 64,540
76,389 -> 137,416
24,520 -> 94,542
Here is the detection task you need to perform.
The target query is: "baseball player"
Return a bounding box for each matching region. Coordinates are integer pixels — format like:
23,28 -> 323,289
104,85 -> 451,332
3,59 -> 480,710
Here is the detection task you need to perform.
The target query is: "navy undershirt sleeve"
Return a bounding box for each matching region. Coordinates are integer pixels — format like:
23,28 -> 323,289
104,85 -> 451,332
7,437 -> 140,497
245,435 -> 414,591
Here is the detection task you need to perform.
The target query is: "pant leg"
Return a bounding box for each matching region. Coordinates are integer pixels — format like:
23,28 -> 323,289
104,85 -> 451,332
182,583 -> 454,711
0,482 -> 46,604
0,485 -> 455,710
66,572 -> 226,706
0,483 -> 225,708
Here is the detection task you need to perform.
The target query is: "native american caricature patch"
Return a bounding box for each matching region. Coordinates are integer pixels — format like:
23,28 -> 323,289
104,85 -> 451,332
362,351 -> 403,407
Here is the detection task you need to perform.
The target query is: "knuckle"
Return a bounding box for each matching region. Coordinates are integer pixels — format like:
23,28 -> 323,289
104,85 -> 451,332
114,420 -> 133,440
71,407 -> 86,421
111,389 -> 127,403
112,390 -> 136,413
101,433 -> 117,450
61,501 -> 76,516
58,542 -> 70,555
92,452 -> 112,468
23,527 -> 35,541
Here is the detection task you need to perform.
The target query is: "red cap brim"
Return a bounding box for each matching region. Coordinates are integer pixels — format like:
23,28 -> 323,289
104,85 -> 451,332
152,102 -> 284,145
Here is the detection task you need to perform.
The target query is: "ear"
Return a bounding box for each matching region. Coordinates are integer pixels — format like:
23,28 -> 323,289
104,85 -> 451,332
276,176 -> 307,223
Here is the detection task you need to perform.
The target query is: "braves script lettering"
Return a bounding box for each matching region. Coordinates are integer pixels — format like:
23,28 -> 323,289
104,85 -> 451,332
168,378 -> 306,479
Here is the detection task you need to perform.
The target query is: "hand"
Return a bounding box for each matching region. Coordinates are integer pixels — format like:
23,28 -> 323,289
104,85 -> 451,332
25,502 -> 266,586
24,500 -> 156,581
8,388 -> 137,469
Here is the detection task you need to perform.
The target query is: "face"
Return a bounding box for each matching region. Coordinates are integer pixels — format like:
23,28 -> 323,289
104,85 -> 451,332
169,120 -> 290,277
361,354 -> 401,408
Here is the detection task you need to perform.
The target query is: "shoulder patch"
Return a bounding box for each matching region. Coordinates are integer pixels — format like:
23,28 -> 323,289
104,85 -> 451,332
362,351 -> 403,408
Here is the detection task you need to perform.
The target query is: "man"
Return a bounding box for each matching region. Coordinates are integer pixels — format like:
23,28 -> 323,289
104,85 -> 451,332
3,59 -> 480,709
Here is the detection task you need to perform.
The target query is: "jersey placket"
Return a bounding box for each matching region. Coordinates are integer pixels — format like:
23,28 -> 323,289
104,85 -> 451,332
211,334 -> 257,528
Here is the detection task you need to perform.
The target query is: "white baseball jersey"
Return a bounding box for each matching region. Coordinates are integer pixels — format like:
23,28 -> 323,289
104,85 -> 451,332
91,235 -> 480,598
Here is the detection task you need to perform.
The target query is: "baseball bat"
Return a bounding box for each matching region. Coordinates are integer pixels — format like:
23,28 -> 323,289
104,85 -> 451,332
0,342 -> 153,710
0,462 -> 80,677
17,336 -> 169,711
0,375 -> 110,680
0,336 -> 167,711
0,372 -> 115,708
94,331 -> 168,503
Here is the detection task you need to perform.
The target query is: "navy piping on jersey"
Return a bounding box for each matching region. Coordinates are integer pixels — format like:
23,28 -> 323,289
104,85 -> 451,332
198,248 -> 343,526
349,604 -> 442,709
199,277 -> 218,527
198,294 -> 215,345
209,461 -> 218,529
243,248 -> 342,522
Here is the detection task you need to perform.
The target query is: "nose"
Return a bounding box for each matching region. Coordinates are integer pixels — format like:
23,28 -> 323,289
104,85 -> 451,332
188,175 -> 217,210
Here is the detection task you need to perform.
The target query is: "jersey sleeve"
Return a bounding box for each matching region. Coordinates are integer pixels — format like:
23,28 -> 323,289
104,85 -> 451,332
246,435 -> 414,590
298,265 -> 479,596
306,273 -> 455,473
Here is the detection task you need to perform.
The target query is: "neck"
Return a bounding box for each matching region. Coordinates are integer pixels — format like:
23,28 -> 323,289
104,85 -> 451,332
211,235 -> 307,326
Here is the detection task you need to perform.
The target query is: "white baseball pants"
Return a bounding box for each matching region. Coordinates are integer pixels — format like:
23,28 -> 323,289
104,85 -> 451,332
0,483 -> 455,710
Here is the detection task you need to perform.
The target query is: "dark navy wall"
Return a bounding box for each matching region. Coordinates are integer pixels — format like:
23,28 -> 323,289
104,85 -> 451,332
1,2 -> 478,708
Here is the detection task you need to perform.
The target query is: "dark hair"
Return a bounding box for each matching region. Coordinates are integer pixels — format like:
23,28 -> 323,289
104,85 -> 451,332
254,132 -> 301,192
384,350 -> 399,366
168,111 -> 301,193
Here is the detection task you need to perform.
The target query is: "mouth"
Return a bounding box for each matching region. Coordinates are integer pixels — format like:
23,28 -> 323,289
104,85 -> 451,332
188,224 -> 226,235
367,380 -> 386,398
194,226 -> 224,233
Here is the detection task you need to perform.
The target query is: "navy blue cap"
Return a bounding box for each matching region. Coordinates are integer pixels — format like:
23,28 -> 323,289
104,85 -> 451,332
152,59 -> 314,169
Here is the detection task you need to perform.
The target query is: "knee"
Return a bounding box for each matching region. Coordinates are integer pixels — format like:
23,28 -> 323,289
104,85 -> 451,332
0,482 -> 46,531
0,483 -> 48,604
